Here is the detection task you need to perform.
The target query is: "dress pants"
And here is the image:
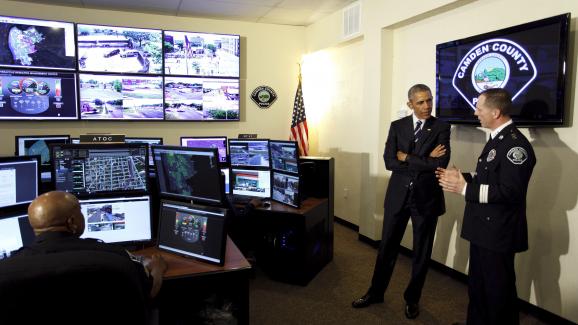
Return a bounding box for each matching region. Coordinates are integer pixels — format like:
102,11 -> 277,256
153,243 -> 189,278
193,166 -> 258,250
467,244 -> 519,325
368,190 -> 438,304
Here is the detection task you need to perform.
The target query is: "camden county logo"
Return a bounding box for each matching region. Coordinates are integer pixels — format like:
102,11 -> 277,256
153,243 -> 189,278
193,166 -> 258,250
452,38 -> 537,111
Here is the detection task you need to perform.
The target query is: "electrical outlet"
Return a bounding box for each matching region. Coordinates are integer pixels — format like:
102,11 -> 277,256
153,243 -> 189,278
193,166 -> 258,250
343,188 -> 349,199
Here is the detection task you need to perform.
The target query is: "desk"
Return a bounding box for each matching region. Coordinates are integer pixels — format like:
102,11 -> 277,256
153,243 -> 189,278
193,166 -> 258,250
135,237 -> 251,324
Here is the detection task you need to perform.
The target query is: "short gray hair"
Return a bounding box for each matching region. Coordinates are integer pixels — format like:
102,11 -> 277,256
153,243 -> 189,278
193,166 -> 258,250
407,84 -> 431,100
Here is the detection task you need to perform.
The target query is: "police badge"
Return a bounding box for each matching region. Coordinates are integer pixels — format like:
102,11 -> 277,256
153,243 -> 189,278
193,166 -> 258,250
507,147 -> 528,164
487,149 -> 496,162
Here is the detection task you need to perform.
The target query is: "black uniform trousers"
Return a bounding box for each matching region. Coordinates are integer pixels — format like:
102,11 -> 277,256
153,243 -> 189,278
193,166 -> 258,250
467,244 -> 519,325
369,189 -> 438,304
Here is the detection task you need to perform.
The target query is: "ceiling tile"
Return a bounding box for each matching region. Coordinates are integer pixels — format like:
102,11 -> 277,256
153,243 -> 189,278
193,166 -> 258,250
82,0 -> 181,14
258,7 -> 316,26
179,0 -> 272,20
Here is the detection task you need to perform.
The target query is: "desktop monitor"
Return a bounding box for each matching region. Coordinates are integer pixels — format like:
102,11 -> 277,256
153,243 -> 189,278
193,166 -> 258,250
270,140 -> 299,174
271,171 -> 301,208
228,139 -> 270,168
0,212 -> 35,260
51,143 -> 148,197
15,135 -> 70,181
79,195 -> 152,244
0,156 -> 39,210
125,137 -> 163,168
152,146 -> 224,204
157,199 -> 228,265
180,136 -> 228,164
221,168 -> 230,195
230,168 -> 271,199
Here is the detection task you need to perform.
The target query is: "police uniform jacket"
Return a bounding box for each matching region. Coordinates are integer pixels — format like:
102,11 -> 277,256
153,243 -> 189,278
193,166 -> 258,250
383,115 -> 451,217
461,123 -> 536,253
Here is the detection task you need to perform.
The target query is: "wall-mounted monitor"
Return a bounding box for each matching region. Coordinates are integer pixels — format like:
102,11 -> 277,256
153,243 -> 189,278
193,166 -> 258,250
0,212 -> 35,260
230,168 -> 271,199
77,24 -> 162,74
164,76 -> 239,121
229,139 -> 270,168
79,74 -> 163,120
51,143 -> 148,197
0,15 -> 76,70
436,13 -> 570,126
270,140 -> 299,174
0,69 -> 78,120
125,137 -> 163,168
271,171 -> 300,208
0,156 -> 39,210
79,195 -> 152,244
180,136 -> 228,164
15,135 -> 70,181
163,31 -> 240,77
152,146 -> 223,204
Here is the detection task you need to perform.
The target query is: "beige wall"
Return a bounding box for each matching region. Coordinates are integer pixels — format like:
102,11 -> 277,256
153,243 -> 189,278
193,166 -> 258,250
0,0 -> 305,154
305,0 -> 578,322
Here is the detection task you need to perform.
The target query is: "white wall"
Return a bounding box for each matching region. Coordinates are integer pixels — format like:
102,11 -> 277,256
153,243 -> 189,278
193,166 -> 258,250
305,0 -> 578,322
0,0 -> 305,155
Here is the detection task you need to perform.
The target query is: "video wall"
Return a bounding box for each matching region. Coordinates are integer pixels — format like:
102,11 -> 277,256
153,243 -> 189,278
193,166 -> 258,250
0,15 -> 240,121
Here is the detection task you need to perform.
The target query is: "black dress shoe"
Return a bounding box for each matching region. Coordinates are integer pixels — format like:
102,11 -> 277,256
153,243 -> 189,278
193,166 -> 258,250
405,303 -> 419,319
351,293 -> 384,308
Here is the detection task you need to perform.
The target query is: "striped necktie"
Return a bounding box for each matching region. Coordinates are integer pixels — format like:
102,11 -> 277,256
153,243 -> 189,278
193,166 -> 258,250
414,120 -> 423,143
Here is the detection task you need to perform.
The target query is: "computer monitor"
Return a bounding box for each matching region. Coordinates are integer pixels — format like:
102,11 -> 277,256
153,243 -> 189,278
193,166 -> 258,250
228,139 -> 270,168
157,200 -> 228,265
125,137 -> 163,168
14,135 -> 70,182
51,143 -> 148,197
78,195 -> 152,244
270,140 -> 299,174
271,171 -> 301,208
152,146 -> 224,204
230,168 -> 271,199
0,156 -> 39,210
0,212 -> 35,260
180,136 -> 228,165
221,168 -> 230,195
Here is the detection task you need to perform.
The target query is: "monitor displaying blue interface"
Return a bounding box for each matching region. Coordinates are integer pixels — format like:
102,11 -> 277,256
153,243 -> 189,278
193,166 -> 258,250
228,139 -> 270,168
79,195 -> 152,244
180,136 -> 227,164
158,200 -> 228,265
125,137 -> 163,167
272,171 -> 300,208
15,135 -> 69,181
0,212 -> 34,260
270,140 -> 299,174
230,168 -> 271,199
221,168 -> 229,194
51,143 -> 148,196
0,156 -> 39,210
0,15 -> 76,70
153,146 -> 223,204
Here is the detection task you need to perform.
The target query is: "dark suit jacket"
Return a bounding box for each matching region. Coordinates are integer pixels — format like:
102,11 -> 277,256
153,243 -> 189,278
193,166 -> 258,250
383,115 -> 451,217
461,124 -> 536,253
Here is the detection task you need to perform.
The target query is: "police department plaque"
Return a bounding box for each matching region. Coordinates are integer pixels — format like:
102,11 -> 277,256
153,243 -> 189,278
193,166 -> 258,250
251,86 -> 277,108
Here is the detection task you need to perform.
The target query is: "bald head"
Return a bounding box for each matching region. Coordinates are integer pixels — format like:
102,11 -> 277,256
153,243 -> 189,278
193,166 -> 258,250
28,191 -> 85,236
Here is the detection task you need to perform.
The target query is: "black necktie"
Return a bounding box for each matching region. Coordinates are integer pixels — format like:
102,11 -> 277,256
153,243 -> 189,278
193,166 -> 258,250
414,120 -> 423,143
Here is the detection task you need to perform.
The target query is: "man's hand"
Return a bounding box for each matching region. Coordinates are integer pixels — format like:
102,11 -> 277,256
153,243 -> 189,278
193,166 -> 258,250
429,144 -> 446,158
397,150 -> 408,162
143,253 -> 168,298
436,166 -> 466,194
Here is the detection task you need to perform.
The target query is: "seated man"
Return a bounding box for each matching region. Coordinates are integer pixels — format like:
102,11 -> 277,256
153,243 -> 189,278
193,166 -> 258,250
0,191 -> 168,324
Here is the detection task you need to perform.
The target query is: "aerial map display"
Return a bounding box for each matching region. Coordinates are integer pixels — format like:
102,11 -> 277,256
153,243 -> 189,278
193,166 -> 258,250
82,155 -> 147,193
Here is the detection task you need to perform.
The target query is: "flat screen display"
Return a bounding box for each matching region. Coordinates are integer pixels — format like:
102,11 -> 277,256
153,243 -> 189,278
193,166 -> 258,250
79,74 -> 163,120
15,135 -> 70,181
79,195 -> 152,243
221,168 -> 229,194
0,156 -> 39,210
180,136 -> 228,164
0,15 -> 76,70
125,137 -> 163,167
152,146 -> 223,204
51,143 -> 148,196
164,76 -> 239,121
158,200 -> 227,265
270,140 -> 299,174
272,171 -> 300,208
436,13 -> 570,126
0,69 -> 78,120
230,168 -> 271,199
0,213 -> 34,260
163,31 -> 240,77
77,24 -> 162,74
229,139 -> 270,168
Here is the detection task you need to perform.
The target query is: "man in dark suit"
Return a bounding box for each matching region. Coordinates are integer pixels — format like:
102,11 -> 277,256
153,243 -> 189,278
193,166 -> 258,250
352,84 -> 451,319
437,88 -> 536,325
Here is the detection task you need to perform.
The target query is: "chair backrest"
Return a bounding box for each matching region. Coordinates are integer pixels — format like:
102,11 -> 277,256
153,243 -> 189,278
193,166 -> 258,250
0,250 -> 149,325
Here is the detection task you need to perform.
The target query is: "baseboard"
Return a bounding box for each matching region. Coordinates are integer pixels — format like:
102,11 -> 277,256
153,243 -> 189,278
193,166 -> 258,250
339,219 -> 576,325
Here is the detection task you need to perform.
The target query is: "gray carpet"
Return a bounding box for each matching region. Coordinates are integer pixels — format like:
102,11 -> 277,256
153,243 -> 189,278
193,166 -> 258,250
249,222 -> 549,325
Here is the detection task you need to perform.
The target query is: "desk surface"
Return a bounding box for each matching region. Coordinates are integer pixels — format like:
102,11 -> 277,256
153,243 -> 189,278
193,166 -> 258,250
258,197 -> 327,214
134,237 -> 251,280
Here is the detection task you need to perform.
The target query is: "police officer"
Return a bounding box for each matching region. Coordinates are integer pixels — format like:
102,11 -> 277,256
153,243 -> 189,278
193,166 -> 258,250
437,88 -> 535,325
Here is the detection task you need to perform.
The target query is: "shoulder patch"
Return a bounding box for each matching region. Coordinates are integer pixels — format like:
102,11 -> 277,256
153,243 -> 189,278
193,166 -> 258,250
507,147 -> 527,165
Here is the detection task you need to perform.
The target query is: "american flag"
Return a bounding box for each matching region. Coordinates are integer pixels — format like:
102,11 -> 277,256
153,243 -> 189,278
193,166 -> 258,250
290,78 -> 309,156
